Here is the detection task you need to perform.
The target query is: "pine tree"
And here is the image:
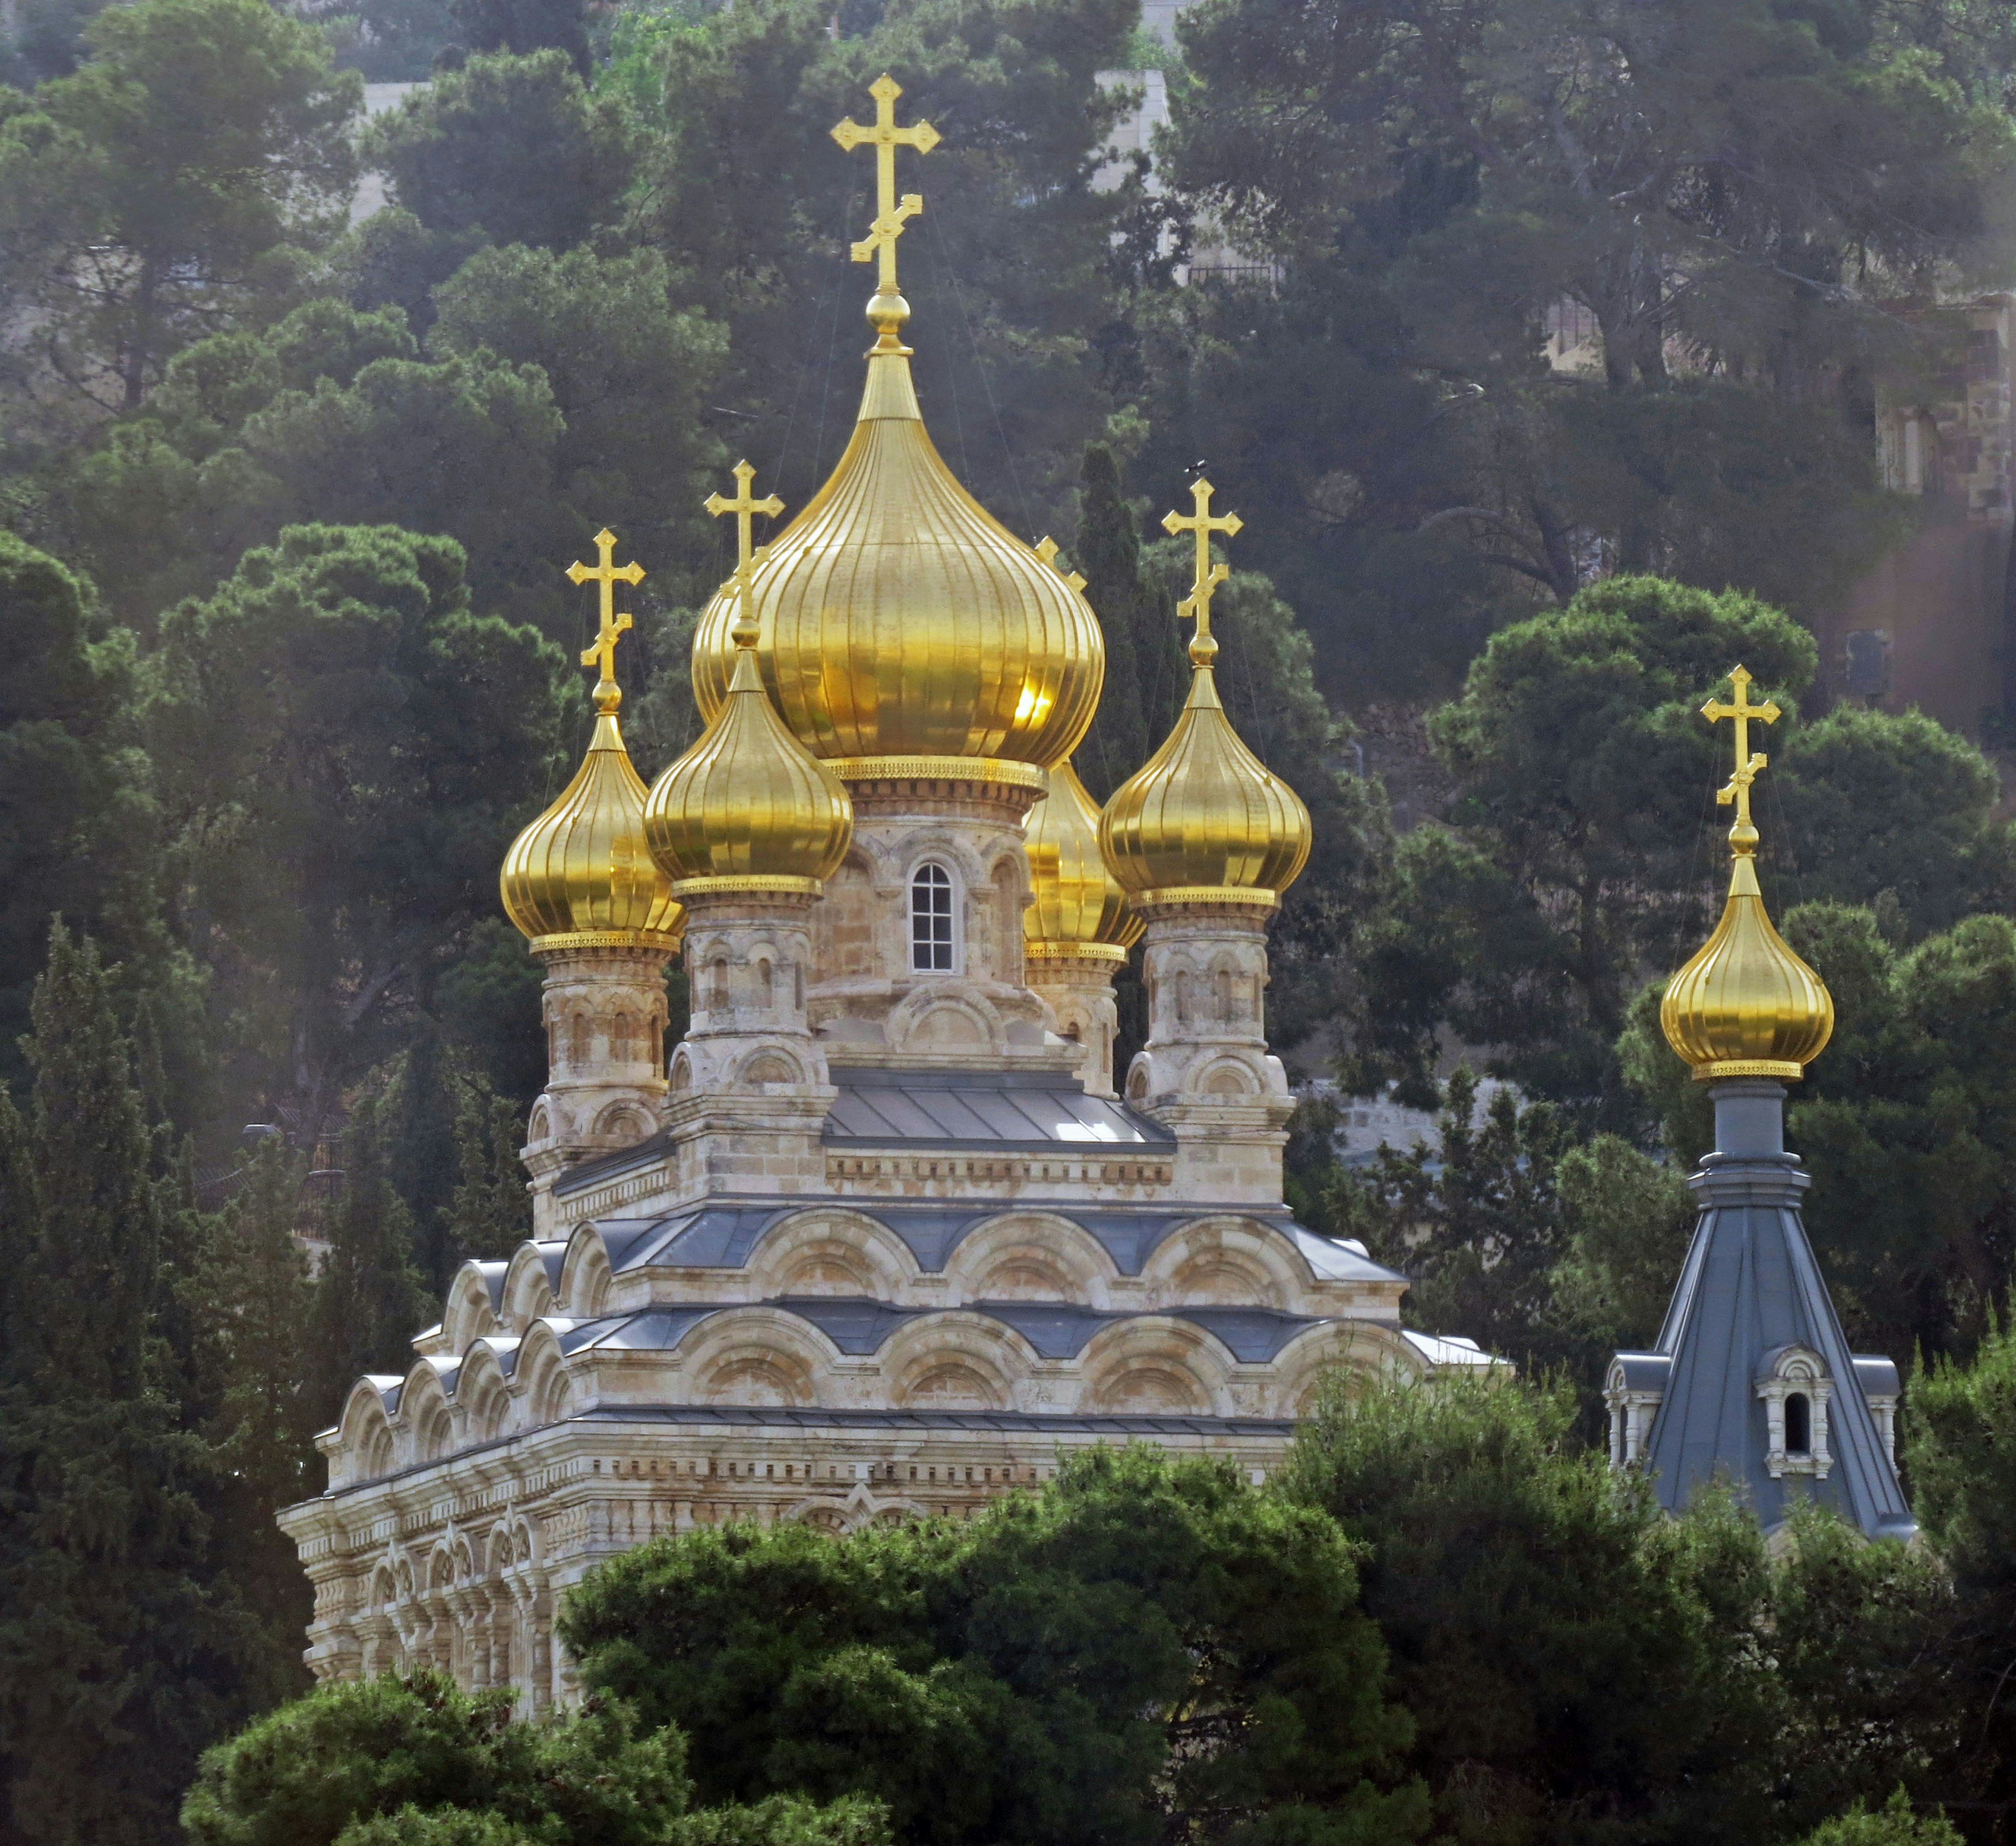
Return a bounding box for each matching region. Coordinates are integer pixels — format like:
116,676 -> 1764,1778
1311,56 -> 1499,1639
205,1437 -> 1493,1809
0,924 -> 254,1846
443,1072 -> 531,1269
309,1090 -> 431,1424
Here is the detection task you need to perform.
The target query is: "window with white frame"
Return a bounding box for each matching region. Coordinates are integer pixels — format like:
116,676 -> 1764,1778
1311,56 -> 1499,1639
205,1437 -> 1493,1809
911,862 -> 957,972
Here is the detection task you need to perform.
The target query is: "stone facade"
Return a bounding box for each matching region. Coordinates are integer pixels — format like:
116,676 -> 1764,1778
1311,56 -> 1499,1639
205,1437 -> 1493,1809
278,764 -> 1497,1701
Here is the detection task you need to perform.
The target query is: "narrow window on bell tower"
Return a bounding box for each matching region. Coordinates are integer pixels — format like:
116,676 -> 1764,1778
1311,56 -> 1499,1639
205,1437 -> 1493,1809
911,862 -> 956,972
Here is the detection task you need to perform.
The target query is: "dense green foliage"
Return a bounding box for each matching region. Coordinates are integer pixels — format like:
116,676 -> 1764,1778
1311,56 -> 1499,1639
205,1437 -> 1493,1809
3,0 -> 2016,1834
563,1448 -> 1422,1846
180,1672 -> 888,1846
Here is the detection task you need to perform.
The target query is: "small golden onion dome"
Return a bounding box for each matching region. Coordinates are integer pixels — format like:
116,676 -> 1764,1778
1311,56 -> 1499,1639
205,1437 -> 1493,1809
500,684 -> 681,949
1098,662 -> 1311,904
1025,759 -> 1142,961
689,308 -> 1104,776
644,640 -> 854,891
1662,849 -> 1834,1081
1661,664 -> 1833,1081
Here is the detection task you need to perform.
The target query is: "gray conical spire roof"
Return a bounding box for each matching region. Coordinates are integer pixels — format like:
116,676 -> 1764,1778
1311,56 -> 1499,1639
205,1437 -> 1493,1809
1612,1081 -> 1913,1541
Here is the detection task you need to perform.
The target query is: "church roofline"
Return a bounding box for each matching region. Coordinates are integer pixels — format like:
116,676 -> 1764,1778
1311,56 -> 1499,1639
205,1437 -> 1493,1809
558,1195 -> 1408,1285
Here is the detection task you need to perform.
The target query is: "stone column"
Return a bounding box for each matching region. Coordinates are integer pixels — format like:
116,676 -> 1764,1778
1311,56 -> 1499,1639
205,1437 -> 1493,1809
1024,943 -> 1125,1096
1124,892 -> 1292,1203
522,933 -> 676,1235
666,879 -> 833,1194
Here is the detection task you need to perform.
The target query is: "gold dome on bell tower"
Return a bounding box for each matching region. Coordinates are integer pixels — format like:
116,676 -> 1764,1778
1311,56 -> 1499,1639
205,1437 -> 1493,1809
501,531 -> 681,948
1661,668 -> 1834,1081
689,76 -> 1104,784
1098,482 -> 1311,904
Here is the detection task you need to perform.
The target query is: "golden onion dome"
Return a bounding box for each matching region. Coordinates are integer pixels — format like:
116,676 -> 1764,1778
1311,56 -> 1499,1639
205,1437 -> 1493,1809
644,568 -> 854,891
689,301 -> 1104,779
1661,854 -> 1833,1080
1098,479 -> 1310,906
500,684 -> 681,950
1660,665 -> 1833,1081
1025,759 -> 1142,960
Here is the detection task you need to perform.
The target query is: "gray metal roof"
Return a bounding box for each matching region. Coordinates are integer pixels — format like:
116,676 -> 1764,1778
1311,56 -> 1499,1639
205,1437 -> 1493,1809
554,1067 -> 1173,1199
824,1067 -> 1173,1151
1640,1147 -> 1914,1541
574,1195 -> 1406,1285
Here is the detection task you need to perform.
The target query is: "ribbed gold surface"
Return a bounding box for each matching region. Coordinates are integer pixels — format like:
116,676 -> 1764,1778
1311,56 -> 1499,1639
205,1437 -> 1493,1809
1661,855 -> 1834,1080
644,648 -> 854,884
690,349 -> 1104,767
1025,759 -> 1142,952
1098,664 -> 1310,900
501,711 -> 681,946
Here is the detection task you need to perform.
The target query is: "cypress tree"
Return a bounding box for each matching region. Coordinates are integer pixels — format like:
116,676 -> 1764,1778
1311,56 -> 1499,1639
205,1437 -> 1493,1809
443,1072 -> 531,1269
1073,444 -> 1186,801
309,1090 -> 430,1423
201,1136 -> 317,1705
0,925 -> 252,1846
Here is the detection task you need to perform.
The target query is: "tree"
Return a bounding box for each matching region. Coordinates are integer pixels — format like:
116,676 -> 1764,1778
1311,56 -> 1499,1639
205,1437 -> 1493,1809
430,241 -> 728,597
308,1089 -> 432,1422
365,51 -> 636,252
627,0 -> 1140,531
182,1673 -> 695,1846
0,926 -> 254,1846
1906,1303 -> 2016,1821
1278,1372 -> 1779,1846
442,1071 -> 533,1272
1796,1792 -> 1965,1846
197,1134 -> 319,1703
1329,1070 -> 1573,1372
143,525 -> 568,1137
0,533 -> 193,1095
448,0 -> 590,75
0,0 -> 360,413
1160,0 -> 2013,611
564,1446 -> 1426,1846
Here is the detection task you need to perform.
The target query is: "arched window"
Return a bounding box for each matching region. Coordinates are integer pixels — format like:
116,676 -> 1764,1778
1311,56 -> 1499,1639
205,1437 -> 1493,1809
911,862 -> 957,972
1784,1391 -> 1811,1456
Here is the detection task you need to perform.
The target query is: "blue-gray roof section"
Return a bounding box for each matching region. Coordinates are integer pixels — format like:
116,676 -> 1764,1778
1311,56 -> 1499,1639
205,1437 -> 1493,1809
531,1297 -> 1331,1367
573,1196 -> 1405,1285
1637,1135 -> 1913,1541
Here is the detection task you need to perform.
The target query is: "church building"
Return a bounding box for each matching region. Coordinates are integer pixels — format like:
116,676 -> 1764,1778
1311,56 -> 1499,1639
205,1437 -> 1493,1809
278,78 -> 1497,1707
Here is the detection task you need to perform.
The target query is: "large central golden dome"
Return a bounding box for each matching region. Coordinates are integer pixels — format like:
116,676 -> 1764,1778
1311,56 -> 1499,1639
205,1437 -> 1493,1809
689,303 -> 1104,774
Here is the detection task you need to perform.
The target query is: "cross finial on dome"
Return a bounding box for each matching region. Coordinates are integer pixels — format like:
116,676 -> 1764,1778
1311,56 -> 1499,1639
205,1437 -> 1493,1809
1702,666 -> 1781,854
567,528 -> 644,713
1161,479 -> 1242,664
832,75 -> 939,346
706,461 -> 784,648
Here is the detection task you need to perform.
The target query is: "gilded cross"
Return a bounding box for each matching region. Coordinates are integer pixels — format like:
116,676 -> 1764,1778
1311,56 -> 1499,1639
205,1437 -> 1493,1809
1161,478 -> 1242,660
1702,665 -> 1781,842
706,460 -> 784,643
832,75 -> 940,293
566,528 -> 644,701
1034,535 -> 1087,593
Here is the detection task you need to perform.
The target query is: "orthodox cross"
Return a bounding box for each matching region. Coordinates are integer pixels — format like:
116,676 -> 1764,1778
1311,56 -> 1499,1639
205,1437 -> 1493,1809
706,460 -> 784,642
832,75 -> 940,293
1161,478 -> 1242,661
1034,535 -> 1087,593
567,528 -> 644,703
1702,665 -> 1781,841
